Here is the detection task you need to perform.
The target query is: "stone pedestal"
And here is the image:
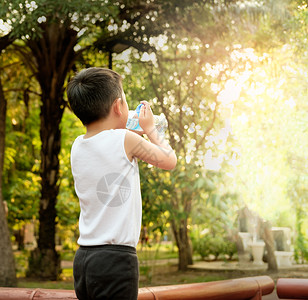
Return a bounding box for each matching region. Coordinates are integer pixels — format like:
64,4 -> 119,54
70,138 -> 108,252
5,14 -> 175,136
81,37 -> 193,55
248,241 -> 265,265
271,227 -> 292,251
238,232 -> 252,252
275,251 -> 293,268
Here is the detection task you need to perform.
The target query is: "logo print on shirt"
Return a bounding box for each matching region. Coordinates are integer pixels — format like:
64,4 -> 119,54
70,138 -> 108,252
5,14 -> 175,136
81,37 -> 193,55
96,173 -> 131,207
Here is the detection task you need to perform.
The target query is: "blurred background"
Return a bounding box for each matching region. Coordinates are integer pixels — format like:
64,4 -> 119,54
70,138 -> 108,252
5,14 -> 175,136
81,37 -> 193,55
0,0 -> 307,288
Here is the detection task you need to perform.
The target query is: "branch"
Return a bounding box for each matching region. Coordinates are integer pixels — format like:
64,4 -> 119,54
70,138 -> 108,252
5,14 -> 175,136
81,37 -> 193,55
0,34 -> 14,52
94,31 -> 156,54
118,2 -> 161,25
13,45 -> 37,77
195,98 -> 218,151
0,61 -> 20,71
148,65 -> 178,150
3,88 -> 41,96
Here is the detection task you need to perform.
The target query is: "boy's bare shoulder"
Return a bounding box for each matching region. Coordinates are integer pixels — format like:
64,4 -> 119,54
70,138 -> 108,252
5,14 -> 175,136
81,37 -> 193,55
124,130 -> 143,162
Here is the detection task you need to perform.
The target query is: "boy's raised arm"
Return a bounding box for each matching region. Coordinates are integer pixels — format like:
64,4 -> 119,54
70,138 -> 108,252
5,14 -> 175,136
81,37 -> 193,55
125,102 -> 177,170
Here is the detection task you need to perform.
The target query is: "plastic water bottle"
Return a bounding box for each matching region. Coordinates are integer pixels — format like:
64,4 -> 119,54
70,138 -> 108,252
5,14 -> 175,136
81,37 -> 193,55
126,104 -> 168,134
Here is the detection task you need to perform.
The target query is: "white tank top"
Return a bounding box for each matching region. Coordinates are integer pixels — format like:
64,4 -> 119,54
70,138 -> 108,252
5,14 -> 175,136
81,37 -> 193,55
70,129 -> 142,247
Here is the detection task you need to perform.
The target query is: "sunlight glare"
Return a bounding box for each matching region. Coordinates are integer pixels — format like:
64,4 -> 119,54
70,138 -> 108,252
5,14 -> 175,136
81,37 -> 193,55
285,97 -> 296,109
217,79 -> 241,105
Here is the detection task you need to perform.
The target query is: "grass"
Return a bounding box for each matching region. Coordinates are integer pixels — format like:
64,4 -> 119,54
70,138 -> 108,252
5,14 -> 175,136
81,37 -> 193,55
17,279 -> 74,290
15,250 -> 30,278
14,243 -> 228,290
137,242 -> 179,261
61,250 -> 75,261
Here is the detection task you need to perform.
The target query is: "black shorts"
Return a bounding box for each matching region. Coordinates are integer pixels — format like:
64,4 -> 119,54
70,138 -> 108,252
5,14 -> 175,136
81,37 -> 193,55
73,244 -> 139,300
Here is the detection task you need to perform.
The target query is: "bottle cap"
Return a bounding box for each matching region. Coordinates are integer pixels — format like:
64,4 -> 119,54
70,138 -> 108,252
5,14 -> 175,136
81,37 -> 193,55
135,104 -> 144,116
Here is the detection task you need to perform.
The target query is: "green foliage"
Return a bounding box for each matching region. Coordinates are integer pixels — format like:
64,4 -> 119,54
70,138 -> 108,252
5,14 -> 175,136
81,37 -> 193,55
1,50 -> 41,226
112,1 -> 294,269
14,250 -> 30,278
57,108 -> 84,227
291,174 -> 308,263
191,230 -> 237,260
294,224 -> 308,264
287,1 -> 308,56
190,181 -> 239,260
0,0 -> 118,39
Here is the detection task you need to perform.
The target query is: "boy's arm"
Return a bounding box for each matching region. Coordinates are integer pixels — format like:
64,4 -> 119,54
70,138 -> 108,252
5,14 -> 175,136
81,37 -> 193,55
125,102 -> 177,170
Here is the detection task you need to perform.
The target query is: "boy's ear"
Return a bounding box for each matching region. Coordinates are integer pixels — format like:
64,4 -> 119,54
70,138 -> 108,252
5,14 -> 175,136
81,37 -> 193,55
113,98 -> 122,116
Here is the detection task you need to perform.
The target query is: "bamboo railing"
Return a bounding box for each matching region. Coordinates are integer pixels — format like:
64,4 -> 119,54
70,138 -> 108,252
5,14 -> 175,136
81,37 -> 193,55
277,278 -> 308,299
0,276 -> 274,300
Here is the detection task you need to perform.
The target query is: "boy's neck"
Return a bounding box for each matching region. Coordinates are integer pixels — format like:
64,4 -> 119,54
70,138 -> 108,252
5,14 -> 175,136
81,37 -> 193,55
84,118 -> 122,138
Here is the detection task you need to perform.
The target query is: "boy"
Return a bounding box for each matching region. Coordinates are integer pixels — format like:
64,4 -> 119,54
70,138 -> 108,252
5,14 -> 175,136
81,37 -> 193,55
67,67 -> 177,300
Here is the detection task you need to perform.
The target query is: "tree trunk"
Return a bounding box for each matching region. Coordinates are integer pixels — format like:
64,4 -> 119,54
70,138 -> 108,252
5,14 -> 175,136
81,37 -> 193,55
0,76 -> 17,287
16,227 -> 25,251
26,22 -> 77,280
171,218 -> 193,271
260,220 -> 278,272
27,89 -> 64,280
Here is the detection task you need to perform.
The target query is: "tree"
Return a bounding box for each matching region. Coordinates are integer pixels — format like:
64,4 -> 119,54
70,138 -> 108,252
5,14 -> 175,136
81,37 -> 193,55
117,0 -> 305,270
146,52 -> 222,270
116,25 -> 234,269
1,0 -> 207,279
0,34 -> 17,286
3,58 -> 41,251
1,0 -> 120,280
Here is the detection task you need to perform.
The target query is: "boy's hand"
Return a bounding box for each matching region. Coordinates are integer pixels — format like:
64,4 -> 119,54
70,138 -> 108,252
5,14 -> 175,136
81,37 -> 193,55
138,101 -> 155,134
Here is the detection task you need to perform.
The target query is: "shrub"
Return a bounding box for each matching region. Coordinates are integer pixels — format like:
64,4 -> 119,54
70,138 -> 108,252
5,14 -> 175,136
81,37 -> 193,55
191,231 -> 237,260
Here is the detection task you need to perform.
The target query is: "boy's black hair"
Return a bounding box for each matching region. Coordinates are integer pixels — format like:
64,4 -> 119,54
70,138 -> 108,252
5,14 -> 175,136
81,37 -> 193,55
67,67 -> 123,125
